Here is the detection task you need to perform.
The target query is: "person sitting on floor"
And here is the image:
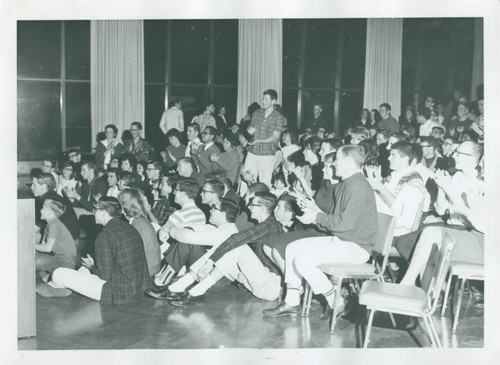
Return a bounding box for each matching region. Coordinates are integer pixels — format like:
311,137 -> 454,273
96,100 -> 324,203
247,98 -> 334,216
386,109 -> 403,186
106,168 -> 121,198
145,198 -> 240,300
397,141 -> 484,285
166,192 -> 287,306
35,199 -> 77,283
263,145 -> 377,320
177,157 -> 206,187
152,178 -> 207,288
147,174 -> 178,226
42,197 -> 149,303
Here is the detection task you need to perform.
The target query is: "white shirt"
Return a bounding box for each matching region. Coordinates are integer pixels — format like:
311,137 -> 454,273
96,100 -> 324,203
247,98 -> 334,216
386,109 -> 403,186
185,138 -> 202,157
419,119 -> 441,137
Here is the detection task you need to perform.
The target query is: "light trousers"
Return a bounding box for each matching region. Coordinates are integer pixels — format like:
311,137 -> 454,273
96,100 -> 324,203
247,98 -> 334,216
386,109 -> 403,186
215,245 -> 281,301
51,266 -> 106,301
285,236 -> 369,295
244,152 -> 275,187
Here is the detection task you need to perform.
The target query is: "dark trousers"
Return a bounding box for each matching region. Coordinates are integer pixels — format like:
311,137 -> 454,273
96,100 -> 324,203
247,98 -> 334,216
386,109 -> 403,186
164,242 -> 207,272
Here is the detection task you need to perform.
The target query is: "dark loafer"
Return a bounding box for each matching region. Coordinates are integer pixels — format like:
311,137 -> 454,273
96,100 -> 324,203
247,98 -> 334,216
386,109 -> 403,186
145,286 -> 171,300
263,302 -> 301,318
169,293 -> 205,307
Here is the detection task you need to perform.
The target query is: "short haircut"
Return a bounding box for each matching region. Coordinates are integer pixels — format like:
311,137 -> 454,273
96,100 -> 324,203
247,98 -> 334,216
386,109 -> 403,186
118,188 -> 147,218
247,182 -> 270,196
420,136 -> 439,150
458,101 -> 470,111
219,198 -> 238,223
390,132 -> 408,142
121,153 -> 138,166
287,150 -> 308,167
351,126 -> 369,141
461,141 -> 483,164
391,140 -> 415,165
432,125 -> 445,134
121,171 -> 139,188
314,103 -> 323,109
43,158 -> 57,168
205,179 -> 225,198
306,135 -> 323,149
166,128 -> 182,140
254,191 -> 277,214
263,89 -> 278,101
223,133 -> 239,147
107,167 -> 122,180
203,126 -> 217,136
282,129 -> 298,144
147,160 -> 163,171
43,199 -> 66,218
417,106 -> 432,120
32,171 -> 56,191
105,124 -> 118,136
337,145 -> 365,168
169,97 -> 181,106
83,162 -> 97,174
377,129 -> 391,140
178,157 -> 196,171
97,197 -> 123,218
188,123 -> 200,134
67,149 -> 81,157
323,138 -> 343,151
131,121 -> 143,130
379,103 -> 391,111
277,194 -> 301,218
401,125 -> 416,140
176,178 -> 200,200
163,173 -> 179,186
205,101 -> 215,109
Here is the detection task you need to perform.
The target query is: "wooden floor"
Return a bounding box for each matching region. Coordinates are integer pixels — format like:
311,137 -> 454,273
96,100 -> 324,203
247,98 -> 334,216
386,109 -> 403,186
18,280 -> 484,350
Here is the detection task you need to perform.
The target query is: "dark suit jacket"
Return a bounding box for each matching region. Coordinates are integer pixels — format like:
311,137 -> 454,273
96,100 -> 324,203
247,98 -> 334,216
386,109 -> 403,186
192,143 -> 221,176
92,218 -> 149,305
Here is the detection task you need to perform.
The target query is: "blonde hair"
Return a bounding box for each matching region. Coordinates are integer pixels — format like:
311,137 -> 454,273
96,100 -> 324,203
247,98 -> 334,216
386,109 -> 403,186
117,188 -> 147,219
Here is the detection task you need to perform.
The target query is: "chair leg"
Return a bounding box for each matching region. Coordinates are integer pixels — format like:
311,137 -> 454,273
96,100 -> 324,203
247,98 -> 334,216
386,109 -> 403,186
389,313 -> 397,328
428,316 -> 442,348
422,316 -> 437,347
329,279 -> 344,332
301,283 -> 312,317
452,278 -> 466,333
363,309 -> 375,348
441,272 -> 453,317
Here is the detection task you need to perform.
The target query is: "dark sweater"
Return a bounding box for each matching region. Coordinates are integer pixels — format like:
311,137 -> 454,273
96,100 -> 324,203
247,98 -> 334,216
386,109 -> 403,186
315,172 -> 377,254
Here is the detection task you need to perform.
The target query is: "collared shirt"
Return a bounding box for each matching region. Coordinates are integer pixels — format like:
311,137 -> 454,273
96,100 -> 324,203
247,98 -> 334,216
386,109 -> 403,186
193,112 -> 216,131
210,215 -> 284,262
123,137 -> 154,162
247,109 -> 286,156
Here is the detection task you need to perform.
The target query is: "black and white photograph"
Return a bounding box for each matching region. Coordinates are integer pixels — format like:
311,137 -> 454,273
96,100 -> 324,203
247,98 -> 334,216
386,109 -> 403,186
3,0 -> 500,363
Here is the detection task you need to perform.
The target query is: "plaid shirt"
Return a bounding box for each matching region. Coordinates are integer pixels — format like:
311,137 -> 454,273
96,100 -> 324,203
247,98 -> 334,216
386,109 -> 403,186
210,215 -> 284,262
247,109 -> 286,156
91,218 -> 149,305
192,113 -> 216,131
151,197 -> 177,226
123,137 -> 155,162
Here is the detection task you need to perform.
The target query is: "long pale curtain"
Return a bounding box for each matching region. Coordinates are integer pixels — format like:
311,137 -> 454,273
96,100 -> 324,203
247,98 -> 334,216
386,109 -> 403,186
363,18 -> 403,120
236,19 -> 282,122
91,20 -> 145,148
470,18 -> 483,101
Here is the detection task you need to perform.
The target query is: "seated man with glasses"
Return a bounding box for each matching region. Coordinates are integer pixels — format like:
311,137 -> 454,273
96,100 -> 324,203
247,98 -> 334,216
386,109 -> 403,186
145,198 -> 239,300
396,141 -> 484,282
45,197 -> 150,303
147,178 -> 207,290
166,192 -> 286,306
123,122 -> 154,162
192,126 -> 221,177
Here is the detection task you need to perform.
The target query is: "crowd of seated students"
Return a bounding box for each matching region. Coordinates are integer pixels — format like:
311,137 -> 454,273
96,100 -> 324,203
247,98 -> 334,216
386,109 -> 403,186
28,86 -> 484,321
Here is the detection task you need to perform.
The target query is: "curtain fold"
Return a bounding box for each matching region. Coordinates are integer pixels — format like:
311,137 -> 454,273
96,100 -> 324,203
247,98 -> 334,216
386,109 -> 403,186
363,18 -> 403,120
470,18 -> 483,101
91,20 -> 145,149
236,19 -> 282,123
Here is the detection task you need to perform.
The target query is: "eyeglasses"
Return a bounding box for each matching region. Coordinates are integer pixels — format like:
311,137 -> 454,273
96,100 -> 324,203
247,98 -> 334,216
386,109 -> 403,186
130,128 -> 140,131
174,188 -> 183,192
146,168 -> 158,171
248,203 -> 262,208
202,189 -> 216,194
41,164 -> 52,168
92,207 -> 104,213
420,144 -> 433,148
453,150 -> 473,157
211,205 -> 222,212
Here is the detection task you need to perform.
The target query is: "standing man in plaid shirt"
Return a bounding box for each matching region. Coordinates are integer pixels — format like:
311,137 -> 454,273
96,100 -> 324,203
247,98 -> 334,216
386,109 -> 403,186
47,197 -> 150,304
245,89 -> 286,187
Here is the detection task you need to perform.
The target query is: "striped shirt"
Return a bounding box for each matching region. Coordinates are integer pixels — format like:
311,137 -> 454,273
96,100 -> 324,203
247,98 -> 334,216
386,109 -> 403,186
161,201 -> 206,232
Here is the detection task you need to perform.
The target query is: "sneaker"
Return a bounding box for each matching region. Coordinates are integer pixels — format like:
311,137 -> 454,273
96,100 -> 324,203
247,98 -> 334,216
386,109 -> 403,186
36,283 -> 72,297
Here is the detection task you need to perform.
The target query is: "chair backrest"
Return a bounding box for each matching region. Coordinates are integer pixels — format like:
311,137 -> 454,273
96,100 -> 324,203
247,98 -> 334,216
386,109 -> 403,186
373,212 -> 397,275
420,232 -> 456,312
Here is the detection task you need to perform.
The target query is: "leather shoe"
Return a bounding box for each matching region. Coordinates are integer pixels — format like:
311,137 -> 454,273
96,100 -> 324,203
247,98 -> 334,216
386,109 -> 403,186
263,302 -> 301,318
145,286 -> 172,300
169,293 -> 205,307
319,297 -> 346,321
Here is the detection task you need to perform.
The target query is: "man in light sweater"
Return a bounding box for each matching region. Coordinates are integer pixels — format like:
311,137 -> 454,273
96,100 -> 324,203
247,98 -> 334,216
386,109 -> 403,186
159,98 -> 184,135
263,145 -> 377,319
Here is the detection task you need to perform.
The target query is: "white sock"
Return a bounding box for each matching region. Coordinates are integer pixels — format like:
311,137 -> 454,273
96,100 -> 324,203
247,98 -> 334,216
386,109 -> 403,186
285,287 -> 301,306
189,275 -> 217,297
168,272 -> 196,293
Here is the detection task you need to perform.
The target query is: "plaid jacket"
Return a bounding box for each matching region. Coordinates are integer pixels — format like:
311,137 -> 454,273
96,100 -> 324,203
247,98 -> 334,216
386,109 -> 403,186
210,215 -> 284,262
151,197 -> 177,226
246,109 -> 286,156
123,137 -> 154,162
92,218 -> 149,305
